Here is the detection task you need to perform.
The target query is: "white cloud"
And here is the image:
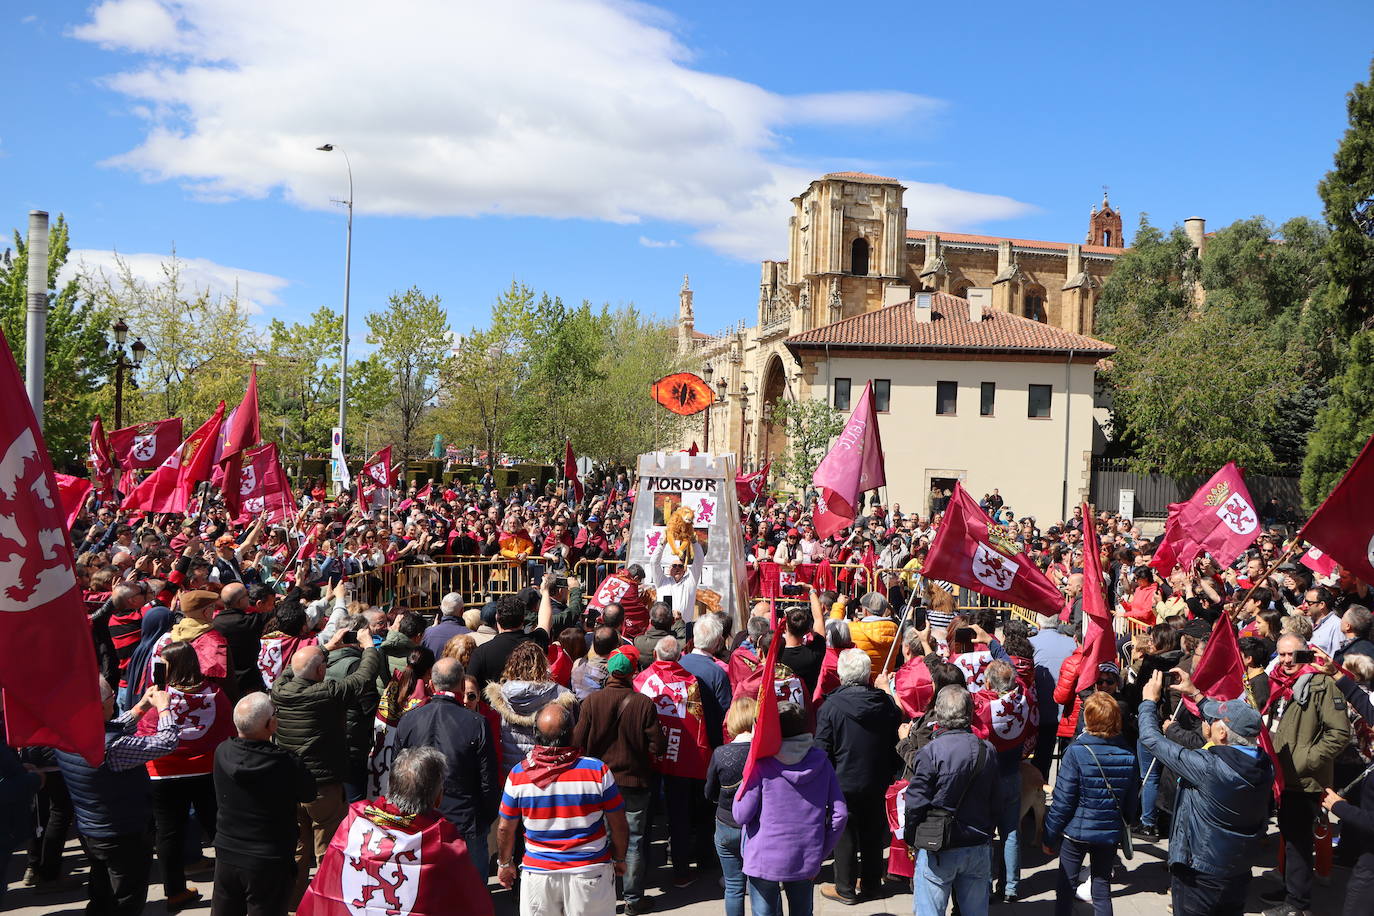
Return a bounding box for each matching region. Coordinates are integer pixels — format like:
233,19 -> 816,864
72,0 -> 1032,260
62,249 -> 289,316
638,236 -> 680,249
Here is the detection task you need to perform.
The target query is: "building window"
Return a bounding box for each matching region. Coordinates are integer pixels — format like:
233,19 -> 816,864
1028,384 -> 1052,418
1102,229 -> 1112,247
850,238 -> 869,276
833,377 -> 851,411
873,379 -> 891,412
936,381 -> 957,416
1025,295 -> 1045,322
980,382 -> 995,417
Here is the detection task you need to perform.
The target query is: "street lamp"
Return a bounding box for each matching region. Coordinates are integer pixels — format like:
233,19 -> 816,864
702,363 -> 714,452
109,318 -> 145,428
317,143 -> 353,493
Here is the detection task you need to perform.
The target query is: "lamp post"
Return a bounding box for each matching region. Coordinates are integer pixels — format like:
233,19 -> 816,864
109,317 -> 146,429
739,382 -> 751,470
317,143 -> 353,493
702,363 -> 714,452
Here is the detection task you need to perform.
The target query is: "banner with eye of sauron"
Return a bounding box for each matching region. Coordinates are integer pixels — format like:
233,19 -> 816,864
629,450 -> 749,627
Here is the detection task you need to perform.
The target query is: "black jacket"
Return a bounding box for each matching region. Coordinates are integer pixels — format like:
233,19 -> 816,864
271,647 -> 381,785
212,609 -> 273,697
213,738 -> 317,865
392,695 -> 499,836
468,629 -> 549,691
814,685 -> 901,795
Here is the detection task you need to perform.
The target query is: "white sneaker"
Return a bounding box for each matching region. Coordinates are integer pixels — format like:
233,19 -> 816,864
1077,877 -> 1092,902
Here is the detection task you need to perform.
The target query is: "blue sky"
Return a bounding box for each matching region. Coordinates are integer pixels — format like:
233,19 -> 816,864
2,0 -> 1372,338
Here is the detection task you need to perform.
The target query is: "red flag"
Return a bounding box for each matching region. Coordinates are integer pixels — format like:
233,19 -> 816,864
53,474 -> 93,530
1300,546 -> 1338,579
121,404 -> 226,514
1174,462 -> 1261,569
1182,612 -> 1246,715
1077,505 -> 1117,693
922,483 -> 1064,616
219,369 -> 261,518
1148,502 -> 1197,575
362,447 -> 395,489
88,415 -> 116,501
1301,434 -> 1374,586
297,800 -> 492,916
563,440 -> 584,504
735,460 -> 771,504
233,443 -> 295,526
740,627 -> 783,789
108,417 -> 183,470
0,328 -> 105,764
811,381 -> 885,539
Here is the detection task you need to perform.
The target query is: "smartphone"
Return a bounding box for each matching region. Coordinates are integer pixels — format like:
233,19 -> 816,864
1294,649 -> 1316,664
954,627 -> 976,644
340,630 -> 359,646
153,660 -> 167,690
662,595 -> 673,611
1166,670 -> 1182,686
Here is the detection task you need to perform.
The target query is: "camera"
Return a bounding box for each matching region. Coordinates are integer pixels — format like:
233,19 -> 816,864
340,630 -> 359,646
1294,649 -> 1316,665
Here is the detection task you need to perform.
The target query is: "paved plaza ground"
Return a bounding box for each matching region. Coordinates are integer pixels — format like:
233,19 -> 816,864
3,821 -> 1355,915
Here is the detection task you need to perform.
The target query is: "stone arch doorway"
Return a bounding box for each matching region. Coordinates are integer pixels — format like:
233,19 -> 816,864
760,354 -> 789,469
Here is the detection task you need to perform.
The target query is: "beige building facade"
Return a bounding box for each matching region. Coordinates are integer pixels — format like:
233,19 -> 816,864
676,171 -> 1157,521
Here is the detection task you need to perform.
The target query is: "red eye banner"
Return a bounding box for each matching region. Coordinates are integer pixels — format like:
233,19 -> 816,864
651,372 -> 715,416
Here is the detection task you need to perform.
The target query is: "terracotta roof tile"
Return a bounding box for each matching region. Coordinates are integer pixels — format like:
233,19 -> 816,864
785,292 -> 1115,356
907,229 -> 1124,256
822,171 -> 901,184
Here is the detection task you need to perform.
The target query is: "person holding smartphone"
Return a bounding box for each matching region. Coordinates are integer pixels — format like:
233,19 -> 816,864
1258,634 -> 1352,916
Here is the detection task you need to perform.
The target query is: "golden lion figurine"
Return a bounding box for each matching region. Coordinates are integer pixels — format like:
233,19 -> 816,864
665,505 -> 697,567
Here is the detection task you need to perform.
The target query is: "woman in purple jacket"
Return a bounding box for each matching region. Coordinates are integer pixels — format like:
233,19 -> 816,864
732,702 -> 848,916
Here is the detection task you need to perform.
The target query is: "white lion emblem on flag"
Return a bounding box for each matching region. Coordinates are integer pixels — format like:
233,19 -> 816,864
132,433 -> 158,463
1215,493 -> 1257,536
0,428 -> 74,612
971,543 -> 1017,592
341,816 -> 422,916
239,465 -> 258,496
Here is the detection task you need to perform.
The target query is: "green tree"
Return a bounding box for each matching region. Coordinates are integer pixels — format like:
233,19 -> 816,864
1303,58 -> 1374,505
771,397 -> 846,491
0,215 -> 111,466
260,307 -> 342,464
1096,215 -> 1319,476
85,251 -> 259,425
364,287 -> 454,459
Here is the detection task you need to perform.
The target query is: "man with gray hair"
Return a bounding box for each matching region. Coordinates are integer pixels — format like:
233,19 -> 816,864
298,745 -> 493,916
393,657 -> 499,878
680,613 -> 731,746
816,648 -> 902,904
213,693 -> 316,916
1337,605 -> 1374,663
421,592 -> 471,655
904,685 -> 1000,916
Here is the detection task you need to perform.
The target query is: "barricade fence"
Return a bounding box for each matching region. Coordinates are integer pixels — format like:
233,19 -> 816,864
341,556 -> 1139,633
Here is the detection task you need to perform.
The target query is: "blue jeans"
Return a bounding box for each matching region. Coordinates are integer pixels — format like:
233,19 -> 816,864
915,844 -> 991,916
621,787 -> 652,905
464,828 -> 489,881
715,820 -> 745,916
1137,738 -> 1159,827
747,876 -> 812,916
993,765 -> 1022,895
1056,836 -> 1114,916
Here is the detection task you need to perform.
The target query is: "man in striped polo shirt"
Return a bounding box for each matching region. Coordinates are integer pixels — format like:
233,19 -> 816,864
497,704 -> 629,914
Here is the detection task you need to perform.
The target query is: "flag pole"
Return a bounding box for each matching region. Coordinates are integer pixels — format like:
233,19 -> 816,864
880,585 -> 920,676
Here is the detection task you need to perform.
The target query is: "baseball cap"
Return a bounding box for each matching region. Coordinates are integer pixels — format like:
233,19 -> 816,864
606,653 -> 634,677
1199,698 -> 1262,739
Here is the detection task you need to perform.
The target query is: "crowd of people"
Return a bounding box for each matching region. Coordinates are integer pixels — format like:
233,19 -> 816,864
2,469 -> 1373,916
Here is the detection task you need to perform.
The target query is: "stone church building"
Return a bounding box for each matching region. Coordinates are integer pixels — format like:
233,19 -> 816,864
674,171 -> 1207,522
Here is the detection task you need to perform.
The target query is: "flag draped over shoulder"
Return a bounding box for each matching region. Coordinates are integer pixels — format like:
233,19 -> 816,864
0,327 -> 105,764
922,483 -> 1063,615
1301,434 -> 1374,585
811,381 -> 885,539
297,799 -> 492,916
1077,503 -> 1116,693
